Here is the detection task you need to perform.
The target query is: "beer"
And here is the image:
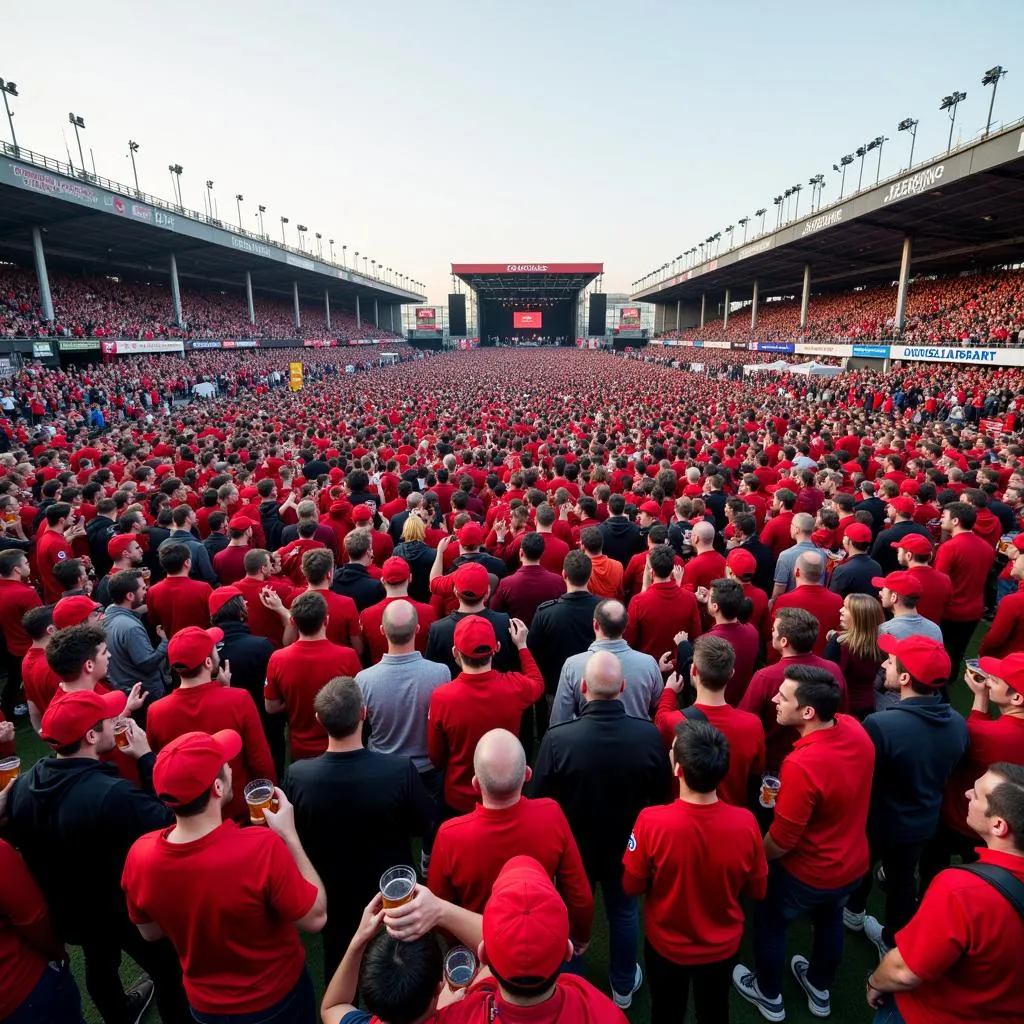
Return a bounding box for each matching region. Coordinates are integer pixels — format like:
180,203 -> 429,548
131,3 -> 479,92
244,779 -> 276,824
380,865 -> 417,908
444,947 -> 477,991
139,566 -> 152,582
0,756 -> 20,789
759,774 -> 781,809
113,719 -> 130,749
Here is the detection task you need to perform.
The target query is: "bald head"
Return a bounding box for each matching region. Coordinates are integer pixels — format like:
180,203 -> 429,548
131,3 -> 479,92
796,551 -> 824,584
382,599 -> 418,645
692,521 -> 715,549
473,728 -> 527,801
583,650 -> 624,701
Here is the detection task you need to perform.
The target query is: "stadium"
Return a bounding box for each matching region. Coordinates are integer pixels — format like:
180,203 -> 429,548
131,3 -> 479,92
3,14 -> 1024,1024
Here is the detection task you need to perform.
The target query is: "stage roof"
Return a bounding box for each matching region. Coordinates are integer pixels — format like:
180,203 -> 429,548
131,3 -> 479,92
452,262 -> 602,300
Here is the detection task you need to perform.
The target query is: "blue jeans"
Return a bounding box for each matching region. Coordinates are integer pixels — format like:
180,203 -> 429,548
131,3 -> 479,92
874,997 -> 907,1023
5,962 -> 84,1024
996,576 -> 1015,608
190,966 -> 314,1024
753,863 -> 858,999
591,870 -> 639,995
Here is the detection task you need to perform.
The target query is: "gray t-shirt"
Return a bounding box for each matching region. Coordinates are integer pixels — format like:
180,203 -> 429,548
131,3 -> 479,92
874,613 -> 945,710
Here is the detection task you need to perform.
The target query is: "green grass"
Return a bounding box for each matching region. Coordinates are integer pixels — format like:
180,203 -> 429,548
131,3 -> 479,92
10,623 -> 987,1023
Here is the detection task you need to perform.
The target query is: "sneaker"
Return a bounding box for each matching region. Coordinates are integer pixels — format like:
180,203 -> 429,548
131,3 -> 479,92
124,978 -> 154,1024
13,703 -> 27,717
611,964 -> 643,1010
732,964 -> 785,1022
863,915 -> 891,960
843,908 -> 865,932
791,956 -> 830,1018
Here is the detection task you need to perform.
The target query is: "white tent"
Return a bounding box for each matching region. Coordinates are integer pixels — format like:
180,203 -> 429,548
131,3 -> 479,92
743,360 -> 791,374
787,360 -> 844,377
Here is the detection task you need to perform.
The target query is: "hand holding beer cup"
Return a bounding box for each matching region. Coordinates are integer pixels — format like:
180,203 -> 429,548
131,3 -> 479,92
382,880 -> 442,941
259,785 -> 289,831
0,720 -> 14,744
119,719 -> 152,759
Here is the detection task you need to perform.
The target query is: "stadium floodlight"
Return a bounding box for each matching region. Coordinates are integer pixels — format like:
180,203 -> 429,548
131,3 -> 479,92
128,140 -> 140,194
833,153 -> 853,198
897,118 -> 919,167
341,243 -> 347,267
868,136 -> 888,183
982,66 -> 1007,136
328,239 -> 335,262
755,208 -> 767,235
0,78 -> 18,154
257,204 -> 266,237
791,183 -> 803,219
737,216 -> 749,243
68,112 -> 86,175
280,216 -> 289,244
203,179 -> 215,220
168,163 -> 183,208
773,194 -> 784,229
940,90 -> 967,153
235,194 -> 244,229
725,224 -> 735,249
296,225 -> 308,251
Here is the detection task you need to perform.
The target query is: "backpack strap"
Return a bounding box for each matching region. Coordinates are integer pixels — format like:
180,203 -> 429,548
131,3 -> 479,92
680,704 -> 709,724
951,863 -> 1024,919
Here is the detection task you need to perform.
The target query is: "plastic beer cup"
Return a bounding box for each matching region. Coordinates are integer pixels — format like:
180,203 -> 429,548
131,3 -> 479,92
0,756 -> 20,788
444,946 -> 477,991
113,719 -> 130,750
380,865 -> 417,908
244,779 -> 276,824
759,774 -> 781,809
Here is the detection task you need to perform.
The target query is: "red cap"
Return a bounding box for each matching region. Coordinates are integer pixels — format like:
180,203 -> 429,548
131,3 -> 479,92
228,514 -> 253,531
1011,535 -> 1024,554
328,467 -> 344,483
888,497 -> 915,517
107,534 -> 137,559
871,571 -> 923,598
329,500 -> 352,517
457,522 -> 485,546
899,480 -> 920,496
41,688 -> 126,747
209,586 -> 243,617
638,500 -> 662,517
891,534 -> 932,556
978,653 -> 1024,689
155,464 -> 173,476
381,556 -> 411,584
726,548 -> 757,578
167,626 -> 223,671
845,523 -> 872,545
352,504 -> 373,523
239,486 -> 258,500
877,634 -> 951,685
53,596 -> 102,630
454,562 -> 490,600
453,614 -> 497,656
483,856 -> 569,984
152,730 -> 243,807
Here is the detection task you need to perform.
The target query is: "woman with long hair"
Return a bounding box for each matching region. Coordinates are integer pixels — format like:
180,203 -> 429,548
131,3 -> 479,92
392,514 -> 435,603
825,592 -> 884,718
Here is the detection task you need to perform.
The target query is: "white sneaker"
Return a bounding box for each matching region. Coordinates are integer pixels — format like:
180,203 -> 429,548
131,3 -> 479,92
732,964 -> 786,1022
863,915 -> 891,960
612,964 -> 642,1009
791,956 -> 830,1018
843,908 -> 865,932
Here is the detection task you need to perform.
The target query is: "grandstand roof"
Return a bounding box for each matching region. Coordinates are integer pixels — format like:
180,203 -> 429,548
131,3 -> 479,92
633,120 -> 1024,303
452,263 -> 602,299
0,142 -> 425,304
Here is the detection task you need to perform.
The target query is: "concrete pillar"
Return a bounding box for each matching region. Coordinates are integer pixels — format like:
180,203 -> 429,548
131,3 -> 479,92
750,279 -> 759,331
293,281 -> 301,330
31,228 -> 54,323
324,289 -> 331,332
355,294 -> 361,327
799,263 -> 811,330
699,293 -> 706,329
169,253 -> 183,326
722,289 -> 731,330
389,305 -> 395,332
245,271 -> 255,325
373,299 -> 379,327
894,235 -> 913,334
675,300 -> 681,331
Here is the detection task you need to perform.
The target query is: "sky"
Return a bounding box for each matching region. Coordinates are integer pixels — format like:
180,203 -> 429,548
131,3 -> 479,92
4,0 -> 1024,304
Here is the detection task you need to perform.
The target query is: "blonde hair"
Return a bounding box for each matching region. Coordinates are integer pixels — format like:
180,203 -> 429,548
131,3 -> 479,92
838,593 -> 884,662
402,516 -> 426,543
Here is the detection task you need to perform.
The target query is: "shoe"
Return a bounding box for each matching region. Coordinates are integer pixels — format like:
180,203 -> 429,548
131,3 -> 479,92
863,915 -> 891,960
732,964 -> 786,1022
612,964 -> 643,1010
124,978 -> 154,1024
843,908 -> 865,932
13,703 -> 27,717
876,864 -> 887,885
791,956 -> 830,1018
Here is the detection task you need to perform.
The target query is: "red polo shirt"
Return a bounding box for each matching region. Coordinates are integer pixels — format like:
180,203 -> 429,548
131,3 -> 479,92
233,575 -> 295,648
934,531 -> 996,621
624,581 -> 702,662
428,797 -> 593,943
293,586 -> 360,650
760,512 -> 796,560
145,682 -> 276,822
213,545 -> 251,586
893,849 -> 1024,1024
146,576 -> 214,638
264,638 -> 362,759
623,799 -> 767,964
121,821 -> 317,1016
427,650 -> 544,812
21,647 -> 60,713
906,564 -> 953,624
35,528 -> 72,604
359,596 -> 436,664
768,715 -> 874,889
489,565 -> 566,626
440,976 -> 625,1024
768,585 -> 843,661
0,579 -> 41,657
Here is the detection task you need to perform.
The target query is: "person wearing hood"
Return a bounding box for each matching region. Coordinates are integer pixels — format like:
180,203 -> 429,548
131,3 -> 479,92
3,688 -> 187,1024
331,527 -> 385,612
844,635 -> 968,959
598,493 -> 644,568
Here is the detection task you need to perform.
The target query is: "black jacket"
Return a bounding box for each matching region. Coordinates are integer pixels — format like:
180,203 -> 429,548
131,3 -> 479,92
530,701 -> 671,878
3,756 -> 171,942
331,563 -> 386,611
862,698 -> 969,842
203,531 -> 229,562
216,619 -> 275,706
599,517 -> 645,568
259,499 -> 285,551
86,515 -> 118,577
870,521 -> 933,576
855,496 -> 888,536
739,535 -> 777,597
828,553 -> 882,599
392,541 -> 436,603
527,591 -> 601,694
425,609 -> 518,677
451,550 -> 507,580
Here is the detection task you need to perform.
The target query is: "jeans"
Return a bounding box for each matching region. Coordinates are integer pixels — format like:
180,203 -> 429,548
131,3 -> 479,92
589,869 -> 639,996
996,576 -> 1015,608
939,618 -> 978,687
645,941 -> 734,1024
5,962 -> 85,1024
873,997 -> 908,1024
190,966 -> 314,1024
753,863 -> 858,1000
846,838 -> 924,947
418,766 -> 444,854
1,647 -> 23,719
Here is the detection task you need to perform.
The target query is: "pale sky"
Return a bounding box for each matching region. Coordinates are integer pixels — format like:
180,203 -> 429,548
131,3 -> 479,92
4,0 -> 1022,303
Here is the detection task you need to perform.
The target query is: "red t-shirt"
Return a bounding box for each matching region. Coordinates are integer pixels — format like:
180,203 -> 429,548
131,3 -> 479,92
121,821 -> 317,1015
264,638 -> 362,759
934,531 -> 996,621
146,576 -> 214,638
292,587 -> 360,650
359,596 -> 436,664
707,621 -> 761,705
682,550 -> 728,593
428,798 -> 593,944
213,545 -> 250,586
0,579 -> 41,656
624,582 -> 702,663
233,576 -> 295,648
905,564 -> 953,625
768,585 -> 843,661
894,849 -> 1024,1024
438,975 -> 627,1024
622,799 -> 767,964
978,586 -> 1024,657
768,715 -> 874,889
760,512 -> 796,560
35,528 -> 72,604
21,647 -> 61,713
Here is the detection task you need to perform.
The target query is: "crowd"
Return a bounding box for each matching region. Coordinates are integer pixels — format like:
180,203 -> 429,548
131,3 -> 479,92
0,267 -> 403,343
658,268 -> 1024,347
0,347 -> 1022,1024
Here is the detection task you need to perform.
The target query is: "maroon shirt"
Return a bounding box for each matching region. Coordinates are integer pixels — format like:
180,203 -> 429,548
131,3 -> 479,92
489,565 -> 566,626
213,545 -> 250,585
708,620 -> 761,705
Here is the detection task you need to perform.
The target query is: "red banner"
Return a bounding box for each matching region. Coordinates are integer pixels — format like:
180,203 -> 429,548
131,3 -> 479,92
514,312 -> 542,329
980,417 -> 1008,434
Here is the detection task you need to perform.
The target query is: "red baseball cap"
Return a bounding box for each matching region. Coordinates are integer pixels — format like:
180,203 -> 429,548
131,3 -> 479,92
328,467 -> 344,483
453,562 -> 490,600
352,505 -> 373,523
483,856 -> 569,985
638,500 -> 662,517
978,652 -> 1024,689
899,480 -> 920,496
871,571 -> 923,598
457,522 -> 486,547
228,514 -> 253,531
381,556 -> 411,584
726,548 -> 757,578
209,586 -> 243,617
41,688 -> 126,747
891,534 -> 932,556
168,626 -> 223,672
107,534 -> 138,559
1011,535 -> 1024,554
877,634 -> 951,685
845,523 -> 872,545
53,596 -> 102,630
888,497 -> 915,518
152,729 -> 243,807
453,614 -> 497,657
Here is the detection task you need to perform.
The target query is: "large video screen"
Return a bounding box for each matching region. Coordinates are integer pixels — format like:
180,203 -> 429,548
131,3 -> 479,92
415,308 -> 436,327
513,311 -> 542,329
619,306 -> 641,328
